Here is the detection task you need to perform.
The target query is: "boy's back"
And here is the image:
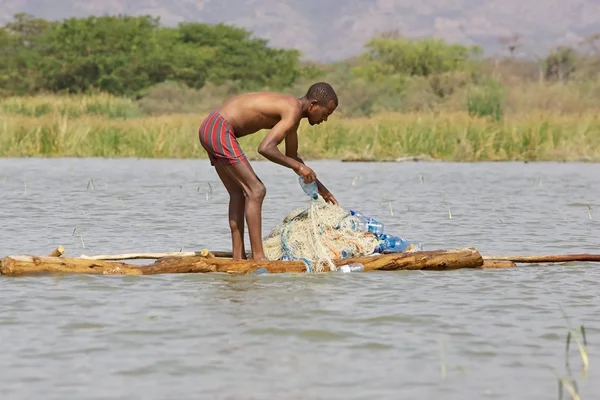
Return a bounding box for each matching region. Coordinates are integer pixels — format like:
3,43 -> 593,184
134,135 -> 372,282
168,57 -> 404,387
217,92 -> 325,138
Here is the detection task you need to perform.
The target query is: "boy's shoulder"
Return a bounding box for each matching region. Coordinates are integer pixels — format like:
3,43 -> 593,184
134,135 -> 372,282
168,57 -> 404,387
241,91 -> 302,115
221,92 -> 303,125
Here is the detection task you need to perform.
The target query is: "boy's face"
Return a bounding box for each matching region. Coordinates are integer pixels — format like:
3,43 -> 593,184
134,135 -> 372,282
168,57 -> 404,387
307,100 -> 337,126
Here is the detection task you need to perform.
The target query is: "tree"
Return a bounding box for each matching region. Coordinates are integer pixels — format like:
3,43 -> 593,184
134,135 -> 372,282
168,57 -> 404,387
0,14 -> 304,96
356,36 -> 482,79
544,46 -> 578,83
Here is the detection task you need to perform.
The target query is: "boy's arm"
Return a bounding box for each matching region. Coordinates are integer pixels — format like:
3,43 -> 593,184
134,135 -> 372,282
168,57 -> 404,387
257,108 -> 316,182
284,128 -> 338,205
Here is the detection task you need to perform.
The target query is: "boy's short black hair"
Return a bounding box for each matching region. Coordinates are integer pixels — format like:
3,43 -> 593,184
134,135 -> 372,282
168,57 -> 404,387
305,82 -> 338,107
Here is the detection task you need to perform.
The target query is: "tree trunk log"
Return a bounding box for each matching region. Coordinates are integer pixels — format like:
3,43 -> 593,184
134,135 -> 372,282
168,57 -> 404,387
482,254 -> 600,263
0,248 -> 483,276
142,256 -> 307,274
0,255 -> 144,276
335,247 -> 483,271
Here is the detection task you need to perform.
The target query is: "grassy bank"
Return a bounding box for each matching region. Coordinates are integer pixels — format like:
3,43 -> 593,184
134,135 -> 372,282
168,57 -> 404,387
2,105 -> 599,162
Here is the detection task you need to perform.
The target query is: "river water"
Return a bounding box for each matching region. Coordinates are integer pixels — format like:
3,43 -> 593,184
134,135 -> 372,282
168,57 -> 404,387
0,158 -> 599,399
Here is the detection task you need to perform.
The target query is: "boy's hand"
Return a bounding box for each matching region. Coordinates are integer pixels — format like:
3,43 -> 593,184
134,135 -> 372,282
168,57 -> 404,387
320,190 -> 338,205
296,164 -> 317,183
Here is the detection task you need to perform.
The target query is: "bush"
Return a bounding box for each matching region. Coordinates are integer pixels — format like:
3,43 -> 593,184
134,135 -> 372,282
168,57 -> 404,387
466,79 -> 504,121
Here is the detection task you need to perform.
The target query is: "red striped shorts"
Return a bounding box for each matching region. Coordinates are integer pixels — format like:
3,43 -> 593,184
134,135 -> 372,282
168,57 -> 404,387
198,111 -> 247,166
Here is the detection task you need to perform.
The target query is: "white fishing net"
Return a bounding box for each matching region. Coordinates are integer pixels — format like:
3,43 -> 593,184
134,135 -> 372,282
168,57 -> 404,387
262,196 -> 382,272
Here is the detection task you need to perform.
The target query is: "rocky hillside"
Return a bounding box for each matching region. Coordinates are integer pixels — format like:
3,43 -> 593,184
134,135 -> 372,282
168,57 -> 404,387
2,0 -> 599,61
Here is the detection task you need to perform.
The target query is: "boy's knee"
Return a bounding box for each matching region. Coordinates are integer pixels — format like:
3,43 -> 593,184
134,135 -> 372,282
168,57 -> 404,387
247,180 -> 266,200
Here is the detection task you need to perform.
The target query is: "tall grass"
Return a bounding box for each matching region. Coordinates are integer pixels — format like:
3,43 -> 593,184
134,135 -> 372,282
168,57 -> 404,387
1,107 -> 599,161
0,93 -> 142,119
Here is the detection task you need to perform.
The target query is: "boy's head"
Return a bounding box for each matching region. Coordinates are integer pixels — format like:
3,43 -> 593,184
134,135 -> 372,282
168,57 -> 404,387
305,82 -> 338,125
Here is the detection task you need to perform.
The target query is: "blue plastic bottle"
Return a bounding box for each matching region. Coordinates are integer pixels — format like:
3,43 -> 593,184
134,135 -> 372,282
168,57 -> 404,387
366,218 -> 384,235
374,239 -> 385,253
390,236 -> 411,252
376,235 -> 410,253
298,176 -> 318,200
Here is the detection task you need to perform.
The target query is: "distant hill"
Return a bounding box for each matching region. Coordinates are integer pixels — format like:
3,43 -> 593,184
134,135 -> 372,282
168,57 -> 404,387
2,0 -> 599,62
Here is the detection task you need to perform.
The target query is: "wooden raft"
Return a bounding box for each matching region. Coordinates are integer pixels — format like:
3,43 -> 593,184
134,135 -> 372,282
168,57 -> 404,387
2,247 -> 599,277
0,247 -> 484,276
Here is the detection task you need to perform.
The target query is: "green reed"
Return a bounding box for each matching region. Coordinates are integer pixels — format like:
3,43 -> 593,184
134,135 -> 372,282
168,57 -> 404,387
0,93 -> 142,119
1,105 -> 599,161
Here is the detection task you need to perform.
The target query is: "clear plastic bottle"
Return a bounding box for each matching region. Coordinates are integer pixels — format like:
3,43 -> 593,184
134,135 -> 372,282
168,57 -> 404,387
353,218 -> 384,235
340,248 -> 353,258
338,263 -> 364,273
298,176 -> 318,200
349,210 -> 384,235
350,218 -> 365,232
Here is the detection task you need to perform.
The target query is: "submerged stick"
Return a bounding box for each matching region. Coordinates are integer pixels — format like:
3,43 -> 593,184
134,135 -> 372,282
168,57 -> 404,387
79,250 -> 239,260
482,259 -> 517,269
482,254 -> 600,263
0,248 -> 483,276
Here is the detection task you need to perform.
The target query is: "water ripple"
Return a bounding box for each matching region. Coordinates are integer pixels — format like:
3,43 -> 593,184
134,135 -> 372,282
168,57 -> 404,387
1,159 -> 600,399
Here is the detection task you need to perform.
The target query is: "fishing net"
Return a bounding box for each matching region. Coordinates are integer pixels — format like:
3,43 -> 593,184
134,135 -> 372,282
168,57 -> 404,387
262,196 -> 382,272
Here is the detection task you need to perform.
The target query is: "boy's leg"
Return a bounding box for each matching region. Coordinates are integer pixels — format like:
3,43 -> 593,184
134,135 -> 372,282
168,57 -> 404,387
219,161 -> 267,260
214,164 -> 247,260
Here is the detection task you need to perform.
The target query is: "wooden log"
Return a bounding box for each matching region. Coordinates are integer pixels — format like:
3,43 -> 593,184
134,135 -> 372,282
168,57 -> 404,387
482,259 -> 517,269
482,254 -> 600,263
0,254 -> 309,276
0,255 -> 144,276
141,256 -> 308,274
333,247 -> 483,271
142,247 -> 483,274
0,248 -> 483,276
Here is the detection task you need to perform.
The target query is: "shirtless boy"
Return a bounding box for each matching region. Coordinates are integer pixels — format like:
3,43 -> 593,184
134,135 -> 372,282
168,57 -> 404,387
198,82 -> 339,261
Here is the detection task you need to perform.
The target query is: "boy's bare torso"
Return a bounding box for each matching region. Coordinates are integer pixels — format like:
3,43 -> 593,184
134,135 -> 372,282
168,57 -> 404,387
217,92 -> 300,137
